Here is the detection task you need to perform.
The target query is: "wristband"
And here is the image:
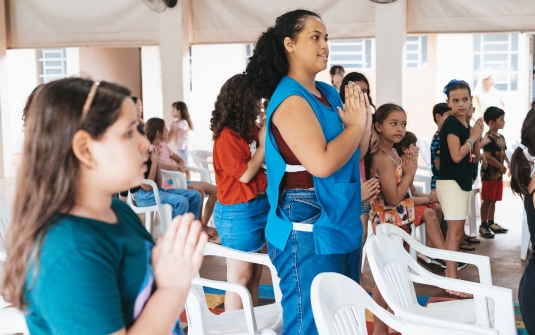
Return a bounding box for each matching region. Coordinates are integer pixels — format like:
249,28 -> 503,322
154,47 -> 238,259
466,139 -> 474,149
427,196 -> 433,205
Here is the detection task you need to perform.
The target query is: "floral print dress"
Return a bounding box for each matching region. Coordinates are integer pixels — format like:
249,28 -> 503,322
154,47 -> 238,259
369,148 -> 415,233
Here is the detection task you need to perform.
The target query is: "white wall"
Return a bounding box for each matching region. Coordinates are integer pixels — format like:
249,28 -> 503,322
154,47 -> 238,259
188,44 -> 248,151
141,46 -> 164,122
5,49 -> 38,177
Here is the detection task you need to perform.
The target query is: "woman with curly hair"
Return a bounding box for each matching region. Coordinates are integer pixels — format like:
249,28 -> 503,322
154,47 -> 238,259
210,73 -> 268,311
245,9 -> 369,335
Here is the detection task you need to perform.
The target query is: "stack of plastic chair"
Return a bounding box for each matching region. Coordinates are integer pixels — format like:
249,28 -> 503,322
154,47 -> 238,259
311,272 -> 478,335
367,228 -> 516,335
0,201 -> 30,335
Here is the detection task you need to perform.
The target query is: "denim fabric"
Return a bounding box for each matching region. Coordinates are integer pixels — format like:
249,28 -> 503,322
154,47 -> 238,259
134,187 -> 202,220
362,201 -> 371,216
268,189 -> 361,335
213,195 -> 269,252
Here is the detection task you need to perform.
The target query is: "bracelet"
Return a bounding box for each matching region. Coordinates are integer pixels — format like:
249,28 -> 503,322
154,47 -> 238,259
466,139 -> 474,149
427,195 -> 433,205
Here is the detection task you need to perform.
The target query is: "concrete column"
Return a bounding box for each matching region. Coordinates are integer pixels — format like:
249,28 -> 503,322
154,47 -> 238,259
0,0 -> 8,178
158,0 -> 190,125
375,0 -> 406,106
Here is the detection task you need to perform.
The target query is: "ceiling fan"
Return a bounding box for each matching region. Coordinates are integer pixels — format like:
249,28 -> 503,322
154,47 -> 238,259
141,0 -> 178,13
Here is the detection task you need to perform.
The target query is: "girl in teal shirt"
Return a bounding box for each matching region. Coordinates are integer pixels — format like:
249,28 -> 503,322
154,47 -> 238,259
2,78 -> 208,335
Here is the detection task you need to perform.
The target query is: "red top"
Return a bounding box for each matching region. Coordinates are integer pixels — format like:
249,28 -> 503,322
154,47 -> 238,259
213,127 -> 267,204
272,91 -> 331,190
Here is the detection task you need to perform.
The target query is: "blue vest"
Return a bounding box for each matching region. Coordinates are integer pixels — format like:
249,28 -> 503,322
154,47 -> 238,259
264,76 -> 362,255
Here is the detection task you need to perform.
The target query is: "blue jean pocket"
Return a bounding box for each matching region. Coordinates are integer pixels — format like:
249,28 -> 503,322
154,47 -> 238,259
284,198 -> 322,224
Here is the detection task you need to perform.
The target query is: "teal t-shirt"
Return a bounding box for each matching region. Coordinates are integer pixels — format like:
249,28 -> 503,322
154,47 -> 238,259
24,199 -> 182,335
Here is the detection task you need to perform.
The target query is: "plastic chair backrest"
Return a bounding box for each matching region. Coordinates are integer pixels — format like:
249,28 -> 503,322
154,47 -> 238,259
161,170 -> 188,189
311,273 -> 468,335
0,308 -> 30,335
367,234 -> 420,313
417,136 -> 432,168
311,273 -> 373,335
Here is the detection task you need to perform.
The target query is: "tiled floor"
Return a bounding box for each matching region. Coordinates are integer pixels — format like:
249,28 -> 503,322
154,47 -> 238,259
1,177 -> 530,302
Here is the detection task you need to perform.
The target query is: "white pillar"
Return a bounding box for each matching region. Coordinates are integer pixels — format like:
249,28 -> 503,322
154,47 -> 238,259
375,0 -> 406,106
0,0 -> 8,178
158,0 -> 190,125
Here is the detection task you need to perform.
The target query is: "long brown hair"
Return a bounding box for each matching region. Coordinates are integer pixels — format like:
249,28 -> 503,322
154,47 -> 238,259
2,78 -> 131,309
172,101 -> 194,130
210,74 -> 261,143
363,103 -> 405,180
145,117 -> 166,143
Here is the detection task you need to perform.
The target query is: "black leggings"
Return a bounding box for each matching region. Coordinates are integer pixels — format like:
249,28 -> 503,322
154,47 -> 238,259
519,263 -> 535,334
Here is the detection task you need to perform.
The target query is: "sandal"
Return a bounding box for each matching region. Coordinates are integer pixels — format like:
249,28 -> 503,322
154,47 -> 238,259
446,289 -> 474,299
464,236 -> 481,244
460,242 -> 475,251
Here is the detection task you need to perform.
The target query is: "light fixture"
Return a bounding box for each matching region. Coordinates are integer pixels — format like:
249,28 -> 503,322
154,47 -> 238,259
369,0 -> 398,3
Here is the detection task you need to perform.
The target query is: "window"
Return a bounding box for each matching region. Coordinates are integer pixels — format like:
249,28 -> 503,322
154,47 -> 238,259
473,33 -> 519,91
38,48 -> 68,84
245,43 -> 253,67
406,36 -> 427,68
328,39 -> 374,70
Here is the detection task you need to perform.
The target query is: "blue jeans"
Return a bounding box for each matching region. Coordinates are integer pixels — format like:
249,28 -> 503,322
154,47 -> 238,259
267,189 -> 361,335
213,196 -> 269,252
134,187 -> 202,220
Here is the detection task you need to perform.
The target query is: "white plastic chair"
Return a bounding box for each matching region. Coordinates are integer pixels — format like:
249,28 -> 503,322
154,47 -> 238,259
367,233 -> 516,335
127,179 -> 173,235
415,136 -> 432,194
311,272 -> 477,335
0,201 -> 11,309
161,169 -> 188,190
375,224 -> 492,284
189,150 -> 215,184
360,221 -> 426,274
0,308 -> 29,335
186,242 -> 282,335
468,177 -> 482,237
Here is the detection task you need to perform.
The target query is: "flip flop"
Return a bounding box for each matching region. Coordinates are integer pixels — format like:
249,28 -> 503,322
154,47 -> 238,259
464,236 -> 480,244
460,242 -> 475,251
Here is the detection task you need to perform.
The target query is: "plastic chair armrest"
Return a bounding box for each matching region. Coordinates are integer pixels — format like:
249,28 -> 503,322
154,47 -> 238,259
191,277 -> 258,334
186,166 -> 211,183
413,247 -> 492,285
203,243 -> 282,303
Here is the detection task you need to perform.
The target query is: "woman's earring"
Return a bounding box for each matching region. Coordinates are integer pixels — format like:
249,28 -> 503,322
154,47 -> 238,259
89,161 -> 95,169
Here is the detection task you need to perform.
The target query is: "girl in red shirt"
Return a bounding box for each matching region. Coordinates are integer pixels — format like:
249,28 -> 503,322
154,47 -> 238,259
210,74 -> 268,311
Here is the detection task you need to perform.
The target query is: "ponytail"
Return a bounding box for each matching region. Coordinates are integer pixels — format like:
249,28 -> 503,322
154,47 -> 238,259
510,107 -> 535,198
246,9 -> 321,99
510,147 -> 533,198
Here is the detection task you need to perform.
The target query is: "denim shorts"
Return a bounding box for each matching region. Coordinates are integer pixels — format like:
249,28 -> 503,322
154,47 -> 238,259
213,195 -> 269,252
268,189 -> 361,335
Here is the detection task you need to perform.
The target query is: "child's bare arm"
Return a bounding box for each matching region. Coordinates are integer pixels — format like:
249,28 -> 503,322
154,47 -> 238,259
373,153 -> 414,205
484,152 -> 506,173
155,163 -> 163,186
447,119 -> 483,163
141,148 -> 161,191
434,158 -> 440,171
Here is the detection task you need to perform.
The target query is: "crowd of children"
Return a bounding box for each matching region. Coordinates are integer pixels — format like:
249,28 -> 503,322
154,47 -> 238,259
2,8 -> 524,335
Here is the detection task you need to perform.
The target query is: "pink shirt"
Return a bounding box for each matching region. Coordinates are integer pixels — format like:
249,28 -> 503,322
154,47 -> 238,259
150,143 -> 176,167
170,120 -> 191,151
